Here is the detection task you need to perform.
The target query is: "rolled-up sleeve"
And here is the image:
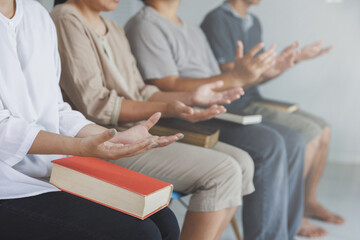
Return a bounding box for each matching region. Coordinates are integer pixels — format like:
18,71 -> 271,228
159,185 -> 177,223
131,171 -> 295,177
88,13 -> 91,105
54,15 -> 120,126
0,99 -> 41,167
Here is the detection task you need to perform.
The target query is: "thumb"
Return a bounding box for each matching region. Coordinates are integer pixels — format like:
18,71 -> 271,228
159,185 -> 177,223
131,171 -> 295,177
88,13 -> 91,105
205,80 -> 224,91
235,41 -> 244,59
143,112 -> 162,130
179,105 -> 193,115
93,129 -> 117,145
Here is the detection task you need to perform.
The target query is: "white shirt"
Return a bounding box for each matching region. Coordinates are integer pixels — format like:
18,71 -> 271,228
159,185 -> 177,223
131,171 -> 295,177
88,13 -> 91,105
0,0 -> 92,199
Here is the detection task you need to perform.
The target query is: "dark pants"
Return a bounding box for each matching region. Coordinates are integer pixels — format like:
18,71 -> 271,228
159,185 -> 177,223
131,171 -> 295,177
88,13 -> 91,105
0,192 -> 180,240
202,119 -> 305,240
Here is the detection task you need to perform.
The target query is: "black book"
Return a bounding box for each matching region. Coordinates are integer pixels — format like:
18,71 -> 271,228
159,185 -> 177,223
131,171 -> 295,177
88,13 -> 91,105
149,118 -> 219,148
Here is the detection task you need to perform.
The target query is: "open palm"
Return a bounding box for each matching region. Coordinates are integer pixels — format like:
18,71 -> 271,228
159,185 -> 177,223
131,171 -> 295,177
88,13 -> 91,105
191,81 -> 244,107
110,112 -> 182,146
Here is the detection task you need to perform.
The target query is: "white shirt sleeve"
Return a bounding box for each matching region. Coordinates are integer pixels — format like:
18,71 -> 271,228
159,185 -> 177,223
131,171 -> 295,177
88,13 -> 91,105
0,98 -> 41,167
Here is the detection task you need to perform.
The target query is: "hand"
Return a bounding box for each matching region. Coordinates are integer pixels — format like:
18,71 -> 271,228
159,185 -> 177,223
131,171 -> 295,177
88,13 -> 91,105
296,41 -> 333,62
191,81 -> 244,107
78,113 -> 182,160
263,41 -> 300,79
166,101 -> 226,123
232,41 -> 277,85
110,112 -> 182,147
77,129 -> 156,160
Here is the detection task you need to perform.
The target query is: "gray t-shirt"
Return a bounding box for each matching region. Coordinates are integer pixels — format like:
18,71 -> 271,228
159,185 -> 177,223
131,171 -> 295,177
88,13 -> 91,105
125,6 -> 221,80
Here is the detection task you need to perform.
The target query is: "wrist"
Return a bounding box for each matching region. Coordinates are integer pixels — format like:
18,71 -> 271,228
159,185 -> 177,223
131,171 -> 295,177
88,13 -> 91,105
228,71 -> 245,88
162,103 -> 175,118
67,137 -> 84,156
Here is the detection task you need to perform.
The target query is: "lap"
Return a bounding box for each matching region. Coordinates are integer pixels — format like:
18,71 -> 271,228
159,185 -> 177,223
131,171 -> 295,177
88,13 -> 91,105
112,142 -> 241,195
0,191 -> 177,240
243,103 -> 328,142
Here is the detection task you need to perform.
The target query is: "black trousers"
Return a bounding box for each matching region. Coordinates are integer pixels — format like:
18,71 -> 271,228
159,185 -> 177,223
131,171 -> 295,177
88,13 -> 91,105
0,192 -> 180,240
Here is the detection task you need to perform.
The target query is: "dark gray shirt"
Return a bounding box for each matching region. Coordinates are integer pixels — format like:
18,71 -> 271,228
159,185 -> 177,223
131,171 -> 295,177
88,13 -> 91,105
201,2 -> 263,111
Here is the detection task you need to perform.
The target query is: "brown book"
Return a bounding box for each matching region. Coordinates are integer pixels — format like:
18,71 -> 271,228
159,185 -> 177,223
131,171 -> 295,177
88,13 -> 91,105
149,118 -> 219,148
50,156 -> 173,220
252,98 -> 299,113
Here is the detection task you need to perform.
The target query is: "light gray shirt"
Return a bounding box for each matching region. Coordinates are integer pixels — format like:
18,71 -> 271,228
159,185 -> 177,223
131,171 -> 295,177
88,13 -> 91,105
125,6 -> 221,80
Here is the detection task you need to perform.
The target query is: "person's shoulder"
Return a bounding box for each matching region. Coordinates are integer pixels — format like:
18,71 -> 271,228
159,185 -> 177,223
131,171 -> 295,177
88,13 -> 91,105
202,5 -> 228,27
21,0 -> 46,12
125,8 -> 160,35
50,4 -> 82,26
104,18 -> 126,35
21,0 -> 55,30
249,13 -> 262,27
21,0 -> 51,20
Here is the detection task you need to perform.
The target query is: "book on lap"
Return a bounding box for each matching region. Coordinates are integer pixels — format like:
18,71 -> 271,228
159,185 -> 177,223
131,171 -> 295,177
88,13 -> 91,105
149,118 -> 219,148
252,98 -> 299,113
193,107 -> 262,125
50,156 -> 173,220
214,112 -> 262,125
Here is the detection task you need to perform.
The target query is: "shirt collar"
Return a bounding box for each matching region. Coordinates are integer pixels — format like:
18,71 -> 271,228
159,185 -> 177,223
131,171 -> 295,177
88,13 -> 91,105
0,0 -> 23,28
221,1 -> 254,31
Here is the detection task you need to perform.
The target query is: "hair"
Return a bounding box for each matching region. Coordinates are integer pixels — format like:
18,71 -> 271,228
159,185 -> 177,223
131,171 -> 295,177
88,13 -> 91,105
54,0 -> 67,6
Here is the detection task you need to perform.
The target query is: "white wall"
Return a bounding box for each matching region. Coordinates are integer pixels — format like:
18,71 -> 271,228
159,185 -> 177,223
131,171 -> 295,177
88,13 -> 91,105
41,0 -> 360,163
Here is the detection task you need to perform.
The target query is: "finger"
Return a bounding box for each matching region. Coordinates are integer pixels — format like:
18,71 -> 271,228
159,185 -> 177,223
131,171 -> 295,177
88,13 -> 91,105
155,134 -> 182,147
319,46 -> 333,55
282,42 -> 298,54
256,45 -> 277,64
143,112 -> 162,130
94,129 -> 117,145
205,80 -> 224,90
107,138 -> 154,159
216,88 -> 244,104
314,40 -> 325,47
180,105 -> 194,115
246,42 -> 265,58
293,41 -> 300,48
235,41 -> 244,59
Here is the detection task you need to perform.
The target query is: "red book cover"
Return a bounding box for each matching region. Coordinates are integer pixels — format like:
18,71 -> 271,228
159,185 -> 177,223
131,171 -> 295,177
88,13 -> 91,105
51,156 -> 173,219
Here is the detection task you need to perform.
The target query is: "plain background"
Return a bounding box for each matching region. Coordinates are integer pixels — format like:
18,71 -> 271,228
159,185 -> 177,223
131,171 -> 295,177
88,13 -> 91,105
40,0 -> 360,164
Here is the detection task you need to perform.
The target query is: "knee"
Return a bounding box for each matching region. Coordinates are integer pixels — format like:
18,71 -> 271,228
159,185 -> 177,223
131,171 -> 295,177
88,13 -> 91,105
152,208 -> 180,240
257,130 -> 287,165
136,221 -> 163,240
287,129 -> 306,152
321,126 -> 331,145
208,156 -> 243,194
240,152 -> 255,183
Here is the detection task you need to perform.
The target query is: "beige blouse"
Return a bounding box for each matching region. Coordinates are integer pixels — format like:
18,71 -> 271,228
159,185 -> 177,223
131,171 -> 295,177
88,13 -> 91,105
51,4 -> 159,127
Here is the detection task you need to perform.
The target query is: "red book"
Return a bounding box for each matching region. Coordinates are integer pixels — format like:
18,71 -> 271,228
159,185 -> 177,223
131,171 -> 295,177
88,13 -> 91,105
50,156 -> 173,220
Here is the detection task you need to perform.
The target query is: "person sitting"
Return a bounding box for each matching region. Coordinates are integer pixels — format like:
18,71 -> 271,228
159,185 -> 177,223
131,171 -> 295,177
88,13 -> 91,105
51,0 -> 255,239
0,0 -> 181,239
125,0 -> 306,239
201,0 -> 343,237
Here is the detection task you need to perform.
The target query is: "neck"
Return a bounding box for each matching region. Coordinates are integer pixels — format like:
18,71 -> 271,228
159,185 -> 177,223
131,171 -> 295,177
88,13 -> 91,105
67,0 -> 105,34
0,0 -> 16,19
228,0 -> 250,17
147,0 -> 181,25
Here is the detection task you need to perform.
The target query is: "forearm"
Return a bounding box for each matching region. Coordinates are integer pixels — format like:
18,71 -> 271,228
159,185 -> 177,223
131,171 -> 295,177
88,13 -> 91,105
75,123 -> 107,138
28,130 -> 81,156
148,91 -> 192,105
149,73 -> 242,92
118,99 -> 170,124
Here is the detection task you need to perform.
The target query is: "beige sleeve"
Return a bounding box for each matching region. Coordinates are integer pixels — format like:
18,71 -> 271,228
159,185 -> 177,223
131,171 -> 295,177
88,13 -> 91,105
54,16 -> 121,126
